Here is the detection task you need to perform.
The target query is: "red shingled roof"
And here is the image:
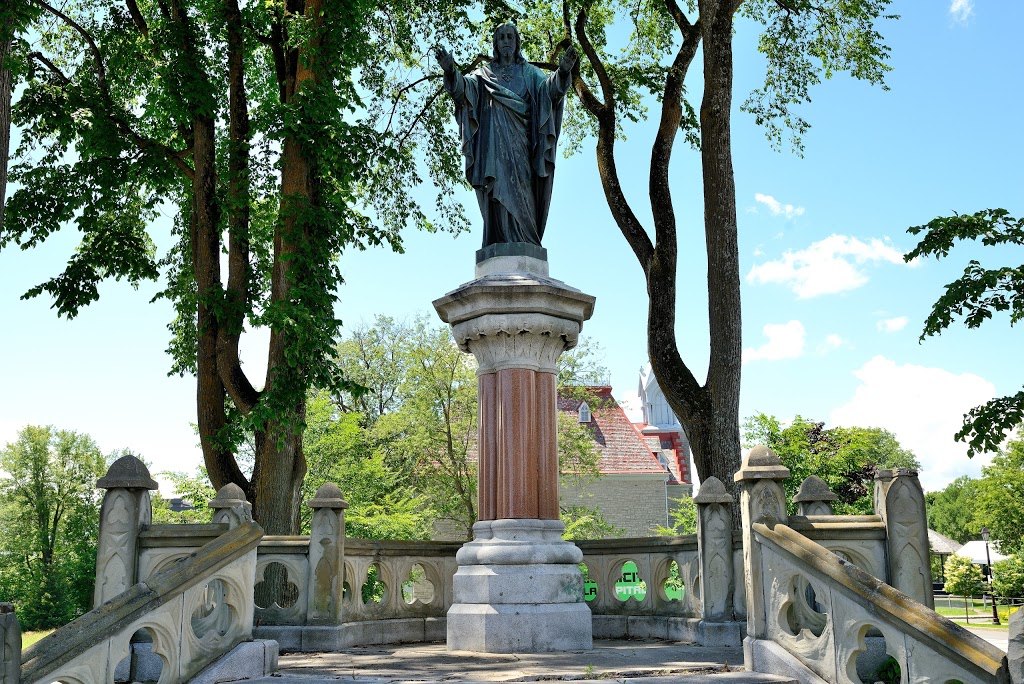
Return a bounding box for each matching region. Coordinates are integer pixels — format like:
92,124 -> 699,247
558,387 -> 667,475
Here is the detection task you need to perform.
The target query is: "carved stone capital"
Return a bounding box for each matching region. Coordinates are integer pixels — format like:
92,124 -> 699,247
452,313 -> 580,373
433,271 -> 595,374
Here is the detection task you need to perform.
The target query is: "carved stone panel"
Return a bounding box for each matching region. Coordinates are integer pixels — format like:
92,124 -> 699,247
884,475 -> 934,608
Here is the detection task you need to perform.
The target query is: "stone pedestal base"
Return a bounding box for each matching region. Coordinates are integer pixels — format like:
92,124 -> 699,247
446,520 -> 593,653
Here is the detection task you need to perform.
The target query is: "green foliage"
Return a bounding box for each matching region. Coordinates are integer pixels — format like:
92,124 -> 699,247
944,553 -> 983,598
303,390 -> 431,540
992,555 -> 1024,599
973,439 -> 1024,555
742,413 -> 920,514
925,476 -> 979,544
874,656 -> 902,684
653,497 -> 697,536
906,209 -> 1024,456
0,426 -> 108,630
561,505 -> 624,540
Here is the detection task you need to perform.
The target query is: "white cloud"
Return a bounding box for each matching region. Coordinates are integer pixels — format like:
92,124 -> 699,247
821,334 -> 845,352
829,356 -> 996,492
755,193 -> 805,219
877,316 -> 908,333
950,0 -> 973,23
743,320 -> 805,363
747,234 -> 910,298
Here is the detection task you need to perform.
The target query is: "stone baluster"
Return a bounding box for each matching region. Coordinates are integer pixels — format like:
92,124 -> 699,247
209,483 -> 253,528
694,477 -> 741,646
874,468 -> 934,608
793,475 -> 838,516
735,445 -> 790,665
1,603 -> 20,684
306,483 -> 348,626
94,455 -> 158,607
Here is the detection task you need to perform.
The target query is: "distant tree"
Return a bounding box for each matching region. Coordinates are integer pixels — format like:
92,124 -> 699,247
654,497 -> 697,536
944,553 -> 983,618
992,555 -> 1024,599
742,413 -> 920,514
0,426 -> 107,629
925,476 -> 979,544
905,209 -> 1024,456
973,439 -> 1024,555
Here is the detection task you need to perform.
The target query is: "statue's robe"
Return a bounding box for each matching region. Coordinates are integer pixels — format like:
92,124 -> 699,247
444,61 -> 569,247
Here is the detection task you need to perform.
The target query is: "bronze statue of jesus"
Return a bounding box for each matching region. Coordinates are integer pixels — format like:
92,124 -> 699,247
435,24 -> 577,249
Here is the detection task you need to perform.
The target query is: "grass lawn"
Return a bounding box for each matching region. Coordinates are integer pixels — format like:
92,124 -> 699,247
21,630 -> 54,647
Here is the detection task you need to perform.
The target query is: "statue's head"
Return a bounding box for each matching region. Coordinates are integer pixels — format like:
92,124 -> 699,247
492,22 -> 525,64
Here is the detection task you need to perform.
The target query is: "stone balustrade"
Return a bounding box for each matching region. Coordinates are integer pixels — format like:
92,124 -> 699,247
737,445 -> 1008,684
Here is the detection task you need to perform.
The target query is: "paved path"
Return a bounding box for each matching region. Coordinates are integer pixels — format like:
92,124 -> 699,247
965,626 -> 1008,652
277,640 -> 745,682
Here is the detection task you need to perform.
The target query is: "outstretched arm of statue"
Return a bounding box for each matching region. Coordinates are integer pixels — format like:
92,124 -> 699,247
434,45 -> 467,104
550,45 -> 577,96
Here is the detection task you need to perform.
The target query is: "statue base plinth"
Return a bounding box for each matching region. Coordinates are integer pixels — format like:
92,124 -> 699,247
446,520 -> 593,653
476,241 -> 547,264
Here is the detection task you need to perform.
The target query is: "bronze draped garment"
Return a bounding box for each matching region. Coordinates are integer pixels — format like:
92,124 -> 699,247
444,62 -> 569,247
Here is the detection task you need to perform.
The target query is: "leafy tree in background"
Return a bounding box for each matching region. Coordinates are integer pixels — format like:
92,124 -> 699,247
0,0 -> 475,534
993,555 -> 1024,599
973,439 -> 1024,555
905,209 -> 1024,456
0,426 -> 107,629
502,0 -> 896,497
742,413 -> 919,514
925,476 -> 979,544
944,553 -> 983,616
654,497 -> 698,536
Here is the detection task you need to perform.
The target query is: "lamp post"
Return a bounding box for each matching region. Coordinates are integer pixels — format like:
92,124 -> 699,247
981,527 -> 1001,625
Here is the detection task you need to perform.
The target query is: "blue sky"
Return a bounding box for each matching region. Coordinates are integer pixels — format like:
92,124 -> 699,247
1,0 -> 1020,494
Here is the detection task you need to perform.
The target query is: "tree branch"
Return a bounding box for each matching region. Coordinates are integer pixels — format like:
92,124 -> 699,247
574,5 -> 614,111
32,0 -> 109,99
28,52 -> 70,85
124,0 -> 149,37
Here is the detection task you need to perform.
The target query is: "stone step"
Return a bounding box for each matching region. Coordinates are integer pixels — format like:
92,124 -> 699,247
240,673 -> 796,684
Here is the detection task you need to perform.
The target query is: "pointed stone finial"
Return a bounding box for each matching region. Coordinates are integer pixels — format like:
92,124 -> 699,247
794,475 -> 838,515
693,476 -> 734,504
734,445 -> 790,482
96,455 -> 158,490
794,475 -> 838,503
307,483 -> 349,510
208,482 -> 252,527
209,482 -> 248,508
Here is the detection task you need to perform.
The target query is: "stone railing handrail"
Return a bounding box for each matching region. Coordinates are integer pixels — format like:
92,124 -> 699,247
753,519 -> 1008,683
21,519 -> 263,684
575,534 -> 700,553
139,523 -> 230,548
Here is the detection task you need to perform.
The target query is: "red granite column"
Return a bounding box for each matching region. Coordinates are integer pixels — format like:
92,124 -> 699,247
478,372 -> 498,521
535,371 -> 560,520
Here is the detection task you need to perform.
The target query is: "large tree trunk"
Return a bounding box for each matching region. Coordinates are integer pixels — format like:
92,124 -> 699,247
693,0 -> 743,488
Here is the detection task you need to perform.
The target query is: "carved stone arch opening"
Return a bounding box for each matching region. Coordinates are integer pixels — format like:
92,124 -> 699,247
612,559 -> 648,603
113,627 -> 169,684
652,557 -> 683,602
778,573 -> 829,639
847,622 -> 903,684
362,562 -> 391,606
401,563 -> 437,605
254,560 -> 301,610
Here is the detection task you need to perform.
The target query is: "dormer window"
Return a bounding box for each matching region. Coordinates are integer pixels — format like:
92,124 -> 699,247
578,402 -> 591,423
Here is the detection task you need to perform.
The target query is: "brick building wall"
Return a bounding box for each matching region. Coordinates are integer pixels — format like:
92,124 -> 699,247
560,473 -> 669,538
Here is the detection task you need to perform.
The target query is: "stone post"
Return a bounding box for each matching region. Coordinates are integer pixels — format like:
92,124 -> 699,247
874,468 -> 934,608
1009,607 -> 1024,684
694,477 -> 740,646
434,251 -> 595,653
793,475 -> 838,516
305,483 -> 347,626
0,603 -> 20,684
209,483 -> 253,528
94,455 -> 158,607
735,445 -> 790,667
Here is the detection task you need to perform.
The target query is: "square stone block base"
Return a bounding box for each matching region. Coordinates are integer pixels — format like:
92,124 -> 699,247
447,602 -> 593,653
